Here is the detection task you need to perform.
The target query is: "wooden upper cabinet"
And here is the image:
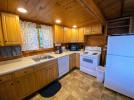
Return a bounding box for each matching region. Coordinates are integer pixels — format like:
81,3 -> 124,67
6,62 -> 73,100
54,25 -> 64,43
84,26 -> 92,35
63,27 -> 72,43
0,16 -> 4,46
91,23 -> 102,35
78,28 -> 84,42
84,23 -> 102,35
71,28 -> 78,42
54,26 -> 84,43
1,13 -> 22,46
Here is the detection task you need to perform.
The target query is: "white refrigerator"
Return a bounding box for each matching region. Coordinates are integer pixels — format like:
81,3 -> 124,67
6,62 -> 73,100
104,35 -> 134,99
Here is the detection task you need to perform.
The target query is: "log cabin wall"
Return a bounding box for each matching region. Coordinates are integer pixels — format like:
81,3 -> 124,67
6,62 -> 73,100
22,48 -> 54,57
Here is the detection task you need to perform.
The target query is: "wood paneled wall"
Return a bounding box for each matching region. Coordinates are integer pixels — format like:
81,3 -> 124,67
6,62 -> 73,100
22,48 -> 54,57
85,35 -> 107,47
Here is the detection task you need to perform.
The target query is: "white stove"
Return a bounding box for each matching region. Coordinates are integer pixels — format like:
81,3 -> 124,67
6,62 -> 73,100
80,46 -> 101,77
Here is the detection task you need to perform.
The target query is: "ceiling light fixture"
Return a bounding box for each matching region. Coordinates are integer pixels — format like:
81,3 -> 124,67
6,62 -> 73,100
55,19 -> 61,24
73,25 -> 77,28
17,7 -> 27,13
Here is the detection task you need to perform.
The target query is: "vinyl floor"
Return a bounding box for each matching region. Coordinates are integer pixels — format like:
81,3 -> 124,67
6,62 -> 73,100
29,69 -> 133,100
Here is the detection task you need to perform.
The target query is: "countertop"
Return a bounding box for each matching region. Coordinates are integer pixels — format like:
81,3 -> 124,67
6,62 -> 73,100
0,51 -> 83,76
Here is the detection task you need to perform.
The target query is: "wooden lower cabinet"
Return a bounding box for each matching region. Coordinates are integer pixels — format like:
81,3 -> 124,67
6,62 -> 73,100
69,53 -> 80,70
14,72 -> 36,99
34,60 -> 58,90
34,67 -> 49,90
0,60 -> 58,100
69,54 -> 76,70
0,57 -> 80,99
0,80 -> 18,100
47,63 -> 58,83
75,53 -> 80,68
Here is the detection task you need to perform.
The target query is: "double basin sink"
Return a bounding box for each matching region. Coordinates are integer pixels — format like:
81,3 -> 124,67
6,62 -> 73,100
32,55 -> 54,62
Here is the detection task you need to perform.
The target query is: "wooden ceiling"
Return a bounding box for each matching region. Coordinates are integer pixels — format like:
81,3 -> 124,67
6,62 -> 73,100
0,0 -> 133,26
0,0 -> 105,27
94,0 -> 134,20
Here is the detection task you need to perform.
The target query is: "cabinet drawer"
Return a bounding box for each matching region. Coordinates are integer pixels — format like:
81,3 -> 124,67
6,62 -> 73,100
0,74 -> 13,83
45,59 -> 57,65
35,60 -> 57,71
14,67 -> 33,78
46,61 -> 58,69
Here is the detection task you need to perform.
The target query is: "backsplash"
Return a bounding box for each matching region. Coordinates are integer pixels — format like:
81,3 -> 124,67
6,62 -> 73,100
0,46 -> 22,58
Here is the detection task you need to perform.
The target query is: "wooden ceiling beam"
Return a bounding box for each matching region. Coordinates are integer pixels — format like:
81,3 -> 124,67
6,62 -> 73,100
77,0 -> 106,25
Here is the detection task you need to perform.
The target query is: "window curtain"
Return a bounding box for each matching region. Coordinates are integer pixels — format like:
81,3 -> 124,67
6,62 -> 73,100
39,25 -> 53,48
20,21 -> 39,51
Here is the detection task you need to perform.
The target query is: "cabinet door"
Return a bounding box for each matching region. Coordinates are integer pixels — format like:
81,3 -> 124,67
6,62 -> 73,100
0,17 -> 4,46
15,73 -> 36,99
0,81 -> 18,100
69,54 -> 76,70
84,26 -> 92,35
63,27 -> 72,43
91,23 -> 102,35
54,25 -> 64,43
71,29 -> 78,42
75,53 -> 80,68
34,67 -> 49,90
34,61 -> 58,90
47,63 -> 58,83
78,28 -> 84,42
1,13 -> 22,45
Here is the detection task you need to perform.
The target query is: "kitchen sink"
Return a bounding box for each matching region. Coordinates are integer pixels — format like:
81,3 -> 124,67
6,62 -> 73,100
32,55 -> 54,62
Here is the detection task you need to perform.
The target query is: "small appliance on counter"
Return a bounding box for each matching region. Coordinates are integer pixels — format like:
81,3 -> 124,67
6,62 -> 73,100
55,44 -> 63,54
61,46 -> 66,52
68,43 -> 80,51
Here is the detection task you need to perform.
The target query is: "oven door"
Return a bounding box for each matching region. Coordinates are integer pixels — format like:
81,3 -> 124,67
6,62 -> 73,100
80,55 -> 96,69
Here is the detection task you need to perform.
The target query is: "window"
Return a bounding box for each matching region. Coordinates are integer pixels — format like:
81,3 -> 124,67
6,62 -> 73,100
20,21 -> 53,51
39,25 -> 53,48
21,21 -> 39,51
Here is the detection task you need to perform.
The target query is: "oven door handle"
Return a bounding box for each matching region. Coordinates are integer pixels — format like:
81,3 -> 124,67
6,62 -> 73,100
82,58 -> 93,63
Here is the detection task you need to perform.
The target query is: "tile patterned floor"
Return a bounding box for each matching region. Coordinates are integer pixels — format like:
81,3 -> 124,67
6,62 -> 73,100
29,70 -> 133,100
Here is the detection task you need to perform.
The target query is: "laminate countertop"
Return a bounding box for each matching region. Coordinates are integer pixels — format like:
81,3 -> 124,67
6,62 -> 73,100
0,51 -> 83,76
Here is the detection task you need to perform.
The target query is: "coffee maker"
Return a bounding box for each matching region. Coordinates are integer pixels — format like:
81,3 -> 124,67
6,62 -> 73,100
55,44 -> 63,54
